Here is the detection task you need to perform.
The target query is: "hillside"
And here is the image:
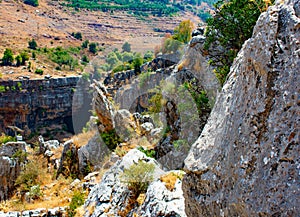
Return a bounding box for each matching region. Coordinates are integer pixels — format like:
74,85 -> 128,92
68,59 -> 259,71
0,0 -> 204,80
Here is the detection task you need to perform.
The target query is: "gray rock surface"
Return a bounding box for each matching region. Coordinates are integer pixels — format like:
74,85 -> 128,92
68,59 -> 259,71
137,172 -> 187,217
93,81 -> 115,133
78,131 -> 110,175
0,207 -> 66,217
0,142 -> 26,201
84,149 -> 164,217
183,1 -> 300,216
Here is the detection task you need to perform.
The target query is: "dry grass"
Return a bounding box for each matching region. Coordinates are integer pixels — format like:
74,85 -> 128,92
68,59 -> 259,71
160,171 -> 184,191
72,129 -> 96,148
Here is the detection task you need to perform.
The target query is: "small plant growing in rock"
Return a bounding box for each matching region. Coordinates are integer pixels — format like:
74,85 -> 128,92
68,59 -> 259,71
137,146 -> 155,158
0,133 -> 16,145
66,190 -> 86,217
120,161 -> 155,195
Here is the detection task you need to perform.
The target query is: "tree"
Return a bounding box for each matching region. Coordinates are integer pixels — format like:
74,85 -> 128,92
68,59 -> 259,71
205,0 -> 274,84
81,40 -> 89,49
173,20 -> 194,43
2,49 -> 14,66
106,52 -> 119,68
133,53 -> 143,74
24,0 -> 39,7
72,32 -> 82,40
122,42 -> 131,52
16,55 -> 22,67
20,52 -> 29,65
28,39 -> 37,50
89,42 -> 97,54
122,52 -> 134,63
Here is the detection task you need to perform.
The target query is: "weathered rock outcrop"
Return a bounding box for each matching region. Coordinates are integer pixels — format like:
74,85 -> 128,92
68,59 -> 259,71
93,81 -> 115,133
84,149 -> 165,217
183,1 -> 300,216
137,171 -> 187,217
0,207 -> 66,217
0,142 -> 26,201
0,76 -> 92,136
84,149 -> 187,217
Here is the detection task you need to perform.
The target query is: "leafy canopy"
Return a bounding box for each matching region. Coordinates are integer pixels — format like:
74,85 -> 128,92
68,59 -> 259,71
205,0 -> 274,85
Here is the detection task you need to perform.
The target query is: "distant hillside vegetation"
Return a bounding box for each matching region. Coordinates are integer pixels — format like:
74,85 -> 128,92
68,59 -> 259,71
63,0 -> 217,18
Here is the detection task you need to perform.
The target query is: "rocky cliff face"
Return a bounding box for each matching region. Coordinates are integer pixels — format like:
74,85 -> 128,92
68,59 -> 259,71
183,1 -> 300,216
0,142 -> 26,201
0,76 -> 92,136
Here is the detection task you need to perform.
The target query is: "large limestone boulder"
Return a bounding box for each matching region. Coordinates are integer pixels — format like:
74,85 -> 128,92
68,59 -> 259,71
0,142 -> 26,201
83,149 -> 164,217
183,1 -> 300,216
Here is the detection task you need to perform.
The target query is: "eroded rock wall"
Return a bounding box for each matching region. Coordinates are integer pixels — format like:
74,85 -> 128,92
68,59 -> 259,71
0,76 -> 91,135
183,1 -> 300,216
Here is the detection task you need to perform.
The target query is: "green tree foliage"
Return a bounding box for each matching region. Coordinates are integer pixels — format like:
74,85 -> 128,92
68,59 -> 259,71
50,47 -> 78,70
133,53 -> 143,74
122,52 -> 134,63
35,69 -> 43,75
71,32 -> 82,40
28,39 -> 37,50
24,0 -> 38,7
81,40 -> 89,49
173,20 -> 194,43
89,42 -> 97,54
106,52 -> 120,68
143,50 -> 154,61
20,52 -> 29,65
122,42 -> 131,52
16,55 -> 22,67
205,0 -> 274,85
2,49 -> 14,66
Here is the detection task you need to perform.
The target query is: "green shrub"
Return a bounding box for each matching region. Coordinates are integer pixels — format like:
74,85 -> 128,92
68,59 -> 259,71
28,39 -> 37,50
120,161 -> 155,195
0,133 -> 15,145
35,69 -> 43,75
100,130 -> 122,150
137,147 -> 155,158
81,40 -> 89,49
172,139 -> 188,151
15,161 -> 39,191
12,150 -> 28,163
1,48 -> 14,66
88,42 -> 97,54
205,0 -> 274,85
24,0 -> 38,6
67,190 -> 85,217
71,32 -> 82,40
138,71 -> 151,88
0,86 -> 5,92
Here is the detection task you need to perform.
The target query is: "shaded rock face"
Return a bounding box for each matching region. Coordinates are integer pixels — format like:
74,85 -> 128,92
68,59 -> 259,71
0,142 -> 26,201
0,77 -> 92,136
183,1 -> 300,216
78,131 -> 110,176
56,140 -> 80,179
